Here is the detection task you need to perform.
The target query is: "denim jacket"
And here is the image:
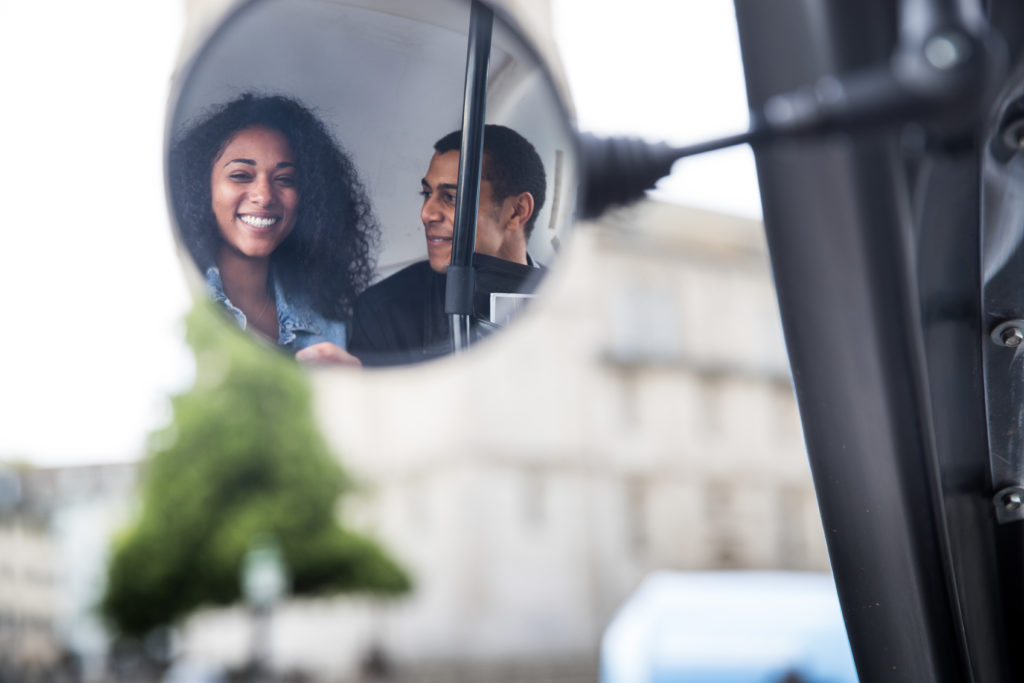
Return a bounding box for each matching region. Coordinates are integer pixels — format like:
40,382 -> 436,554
205,267 -> 348,352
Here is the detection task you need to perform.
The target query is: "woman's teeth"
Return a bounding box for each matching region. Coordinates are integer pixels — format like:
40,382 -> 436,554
239,215 -> 279,228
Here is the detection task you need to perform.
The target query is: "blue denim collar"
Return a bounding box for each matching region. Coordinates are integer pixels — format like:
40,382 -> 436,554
205,266 -> 322,345
273,274 -> 322,345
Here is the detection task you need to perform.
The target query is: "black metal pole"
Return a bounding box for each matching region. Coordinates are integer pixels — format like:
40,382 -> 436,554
446,0 -> 493,352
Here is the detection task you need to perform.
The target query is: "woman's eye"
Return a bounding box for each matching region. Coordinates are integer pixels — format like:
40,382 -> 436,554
229,173 -> 251,181
418,190 -> 430,199
443,193 -> 457,205
276,176 -> 296,187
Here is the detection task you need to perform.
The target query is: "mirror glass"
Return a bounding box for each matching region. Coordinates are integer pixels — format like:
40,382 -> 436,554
167,0 -> 578,366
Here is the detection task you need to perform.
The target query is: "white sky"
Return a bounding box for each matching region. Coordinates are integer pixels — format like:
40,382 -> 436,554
0,0 -> 759,466
551,0 -> 761,218
0,0 -> 193,465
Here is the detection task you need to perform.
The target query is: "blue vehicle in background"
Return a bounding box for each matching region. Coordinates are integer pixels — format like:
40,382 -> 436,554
601,572 -> 857,683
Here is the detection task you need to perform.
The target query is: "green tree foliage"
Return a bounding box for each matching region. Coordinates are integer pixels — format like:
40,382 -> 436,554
101,303 -> 410,637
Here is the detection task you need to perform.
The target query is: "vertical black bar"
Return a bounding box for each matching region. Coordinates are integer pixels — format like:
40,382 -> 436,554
732,0 -> 1001,681
446,0 -> 493,351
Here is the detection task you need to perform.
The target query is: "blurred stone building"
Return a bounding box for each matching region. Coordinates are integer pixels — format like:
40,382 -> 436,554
0,202 -> 828,682
0,463 -> 137,681
177,200 -> 828,681
0,487 -> 60,677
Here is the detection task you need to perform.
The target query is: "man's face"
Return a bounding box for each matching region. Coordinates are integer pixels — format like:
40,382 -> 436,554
420,150 -> 515,273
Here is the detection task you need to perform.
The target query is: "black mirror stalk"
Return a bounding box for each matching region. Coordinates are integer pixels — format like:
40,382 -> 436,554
579,0 -> 999,220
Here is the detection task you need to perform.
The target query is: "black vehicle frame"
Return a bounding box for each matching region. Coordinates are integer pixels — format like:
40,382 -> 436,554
732,0 -> 1024,680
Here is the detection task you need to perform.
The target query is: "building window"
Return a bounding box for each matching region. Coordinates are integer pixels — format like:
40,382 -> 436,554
627,477 -> 648,553
522,469 -> 545,528
777,485 -> 809,569
705,479 -> 743,569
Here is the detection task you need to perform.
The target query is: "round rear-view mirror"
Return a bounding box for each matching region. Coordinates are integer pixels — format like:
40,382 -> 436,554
167,0 -> 579,367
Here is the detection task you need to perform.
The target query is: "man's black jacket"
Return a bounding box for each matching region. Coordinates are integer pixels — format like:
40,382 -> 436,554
348,253 -> 544,366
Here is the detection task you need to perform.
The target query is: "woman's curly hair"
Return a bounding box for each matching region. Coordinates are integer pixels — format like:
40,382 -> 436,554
169,93 -> 379,320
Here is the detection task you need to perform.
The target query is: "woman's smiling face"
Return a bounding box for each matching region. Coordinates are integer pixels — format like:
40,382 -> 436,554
210,125 -> 299,260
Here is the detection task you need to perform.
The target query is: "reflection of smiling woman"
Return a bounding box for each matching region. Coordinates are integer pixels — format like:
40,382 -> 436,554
170,94 -> 379,364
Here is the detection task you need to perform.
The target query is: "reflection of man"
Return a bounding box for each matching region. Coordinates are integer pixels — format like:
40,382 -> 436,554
349,124 -> 547,366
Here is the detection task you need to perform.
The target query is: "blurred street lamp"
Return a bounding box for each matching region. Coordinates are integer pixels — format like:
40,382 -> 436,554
242,535 -> 289,681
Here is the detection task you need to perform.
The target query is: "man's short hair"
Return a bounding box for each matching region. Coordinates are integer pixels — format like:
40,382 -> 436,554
433,124 -> 547,238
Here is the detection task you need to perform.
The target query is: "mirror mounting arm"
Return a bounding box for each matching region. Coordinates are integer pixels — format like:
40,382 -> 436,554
579,0 -> 998,220
446,0 -> 494,352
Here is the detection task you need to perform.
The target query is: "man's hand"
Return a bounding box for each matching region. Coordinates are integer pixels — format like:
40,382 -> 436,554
295,342 -> 362,367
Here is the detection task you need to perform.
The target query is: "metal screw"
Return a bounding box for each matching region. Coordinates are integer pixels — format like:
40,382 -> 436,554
1002,490 -> 1023,511
1001,327 -> 1024,348
924,32 -> 971,70
998,117 -> 1024,152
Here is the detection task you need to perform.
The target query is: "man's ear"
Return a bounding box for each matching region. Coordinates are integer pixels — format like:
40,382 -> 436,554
507,191 -> 535,231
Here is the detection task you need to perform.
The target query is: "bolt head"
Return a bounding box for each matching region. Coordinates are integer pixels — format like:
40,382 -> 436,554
1003,491 -> 1023,511
924,32 -> 971,70
998,119 -> 1024,152
1001,327 -> 1024,347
